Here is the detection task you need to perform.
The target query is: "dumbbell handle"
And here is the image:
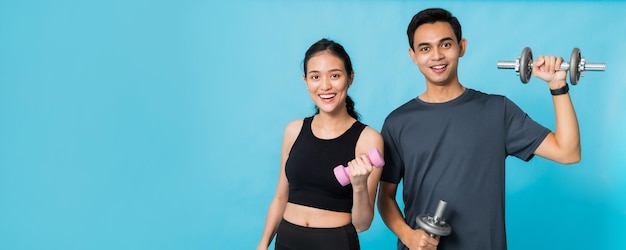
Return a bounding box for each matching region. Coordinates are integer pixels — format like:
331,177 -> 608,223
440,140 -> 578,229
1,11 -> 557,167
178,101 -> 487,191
432,200 -> 447,223
497,60 -> 606,71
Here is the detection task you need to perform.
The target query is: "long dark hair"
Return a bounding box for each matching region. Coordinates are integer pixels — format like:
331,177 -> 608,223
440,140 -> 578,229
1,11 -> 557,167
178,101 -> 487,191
303,38 -> 360,120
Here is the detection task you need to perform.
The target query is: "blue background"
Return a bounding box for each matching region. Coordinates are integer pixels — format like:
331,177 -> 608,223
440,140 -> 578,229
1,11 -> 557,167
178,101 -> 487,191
1,0 -> 624,249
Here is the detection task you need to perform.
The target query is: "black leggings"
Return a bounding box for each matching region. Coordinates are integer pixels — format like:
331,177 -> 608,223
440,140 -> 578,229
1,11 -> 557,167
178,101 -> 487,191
275,219 -> 360,250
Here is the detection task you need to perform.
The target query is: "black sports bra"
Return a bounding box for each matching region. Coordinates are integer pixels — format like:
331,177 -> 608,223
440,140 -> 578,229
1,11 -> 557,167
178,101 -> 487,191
285,116 -> 366,213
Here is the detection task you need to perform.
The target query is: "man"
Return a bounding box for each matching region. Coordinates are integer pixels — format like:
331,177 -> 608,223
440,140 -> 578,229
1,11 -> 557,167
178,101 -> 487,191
377,8 -> 581,250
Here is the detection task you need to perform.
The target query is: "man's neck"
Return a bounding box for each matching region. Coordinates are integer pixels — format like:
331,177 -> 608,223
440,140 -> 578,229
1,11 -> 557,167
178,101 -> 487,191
419,82 -> 466,103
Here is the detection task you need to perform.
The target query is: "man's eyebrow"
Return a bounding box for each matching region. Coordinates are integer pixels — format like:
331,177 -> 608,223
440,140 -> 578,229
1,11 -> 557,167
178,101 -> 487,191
417,37 -> 454,47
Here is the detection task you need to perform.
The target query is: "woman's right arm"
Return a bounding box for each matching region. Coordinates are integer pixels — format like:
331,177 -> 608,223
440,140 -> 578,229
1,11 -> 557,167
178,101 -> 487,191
256,120 -> 302,250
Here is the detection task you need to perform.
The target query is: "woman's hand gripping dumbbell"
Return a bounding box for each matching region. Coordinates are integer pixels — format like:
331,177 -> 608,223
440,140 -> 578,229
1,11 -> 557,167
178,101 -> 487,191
333,148 -> 385,186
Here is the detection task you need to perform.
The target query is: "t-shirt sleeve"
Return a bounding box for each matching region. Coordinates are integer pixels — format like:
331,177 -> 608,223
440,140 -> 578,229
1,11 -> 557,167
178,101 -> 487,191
503,97 -> 551,161
380,118 -> 404,184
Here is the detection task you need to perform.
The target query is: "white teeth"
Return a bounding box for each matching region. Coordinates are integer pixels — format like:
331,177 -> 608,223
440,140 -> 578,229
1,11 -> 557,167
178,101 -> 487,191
320,94 -> 335,99
432,65 -> 446,69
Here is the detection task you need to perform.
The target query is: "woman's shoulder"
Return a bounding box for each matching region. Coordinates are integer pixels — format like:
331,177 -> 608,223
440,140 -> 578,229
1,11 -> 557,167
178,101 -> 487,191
283,118 -> 306,140
285,117 -> 308,129
361,125 -> 383,141
357,125 -> 384,150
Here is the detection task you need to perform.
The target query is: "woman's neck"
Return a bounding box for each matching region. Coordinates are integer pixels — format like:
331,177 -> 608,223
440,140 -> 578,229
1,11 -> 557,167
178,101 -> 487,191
311,113 -> 355,139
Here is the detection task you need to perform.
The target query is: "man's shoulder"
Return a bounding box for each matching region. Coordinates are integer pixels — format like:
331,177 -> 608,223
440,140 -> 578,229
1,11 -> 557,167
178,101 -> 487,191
382,98 -> 419,125
467,88 -> 504,98
464,88 -> 511,106
388,98 -> 419,116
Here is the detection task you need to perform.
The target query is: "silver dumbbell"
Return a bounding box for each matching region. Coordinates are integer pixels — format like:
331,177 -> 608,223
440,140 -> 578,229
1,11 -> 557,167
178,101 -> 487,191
497,47 -> 606,85
416,200 -> 452,237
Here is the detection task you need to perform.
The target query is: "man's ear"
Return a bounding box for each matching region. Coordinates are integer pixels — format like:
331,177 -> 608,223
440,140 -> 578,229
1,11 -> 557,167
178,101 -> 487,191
408,47 -> 418,64
459,38 -> 467,57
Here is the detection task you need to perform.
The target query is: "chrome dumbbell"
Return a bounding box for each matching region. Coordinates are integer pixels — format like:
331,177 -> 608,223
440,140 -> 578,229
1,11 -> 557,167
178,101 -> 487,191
416,200 -> 452,238
497,47 -> 605,85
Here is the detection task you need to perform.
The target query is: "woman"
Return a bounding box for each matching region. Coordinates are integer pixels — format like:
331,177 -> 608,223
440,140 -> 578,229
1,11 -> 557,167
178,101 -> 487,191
256,38 -> 384,250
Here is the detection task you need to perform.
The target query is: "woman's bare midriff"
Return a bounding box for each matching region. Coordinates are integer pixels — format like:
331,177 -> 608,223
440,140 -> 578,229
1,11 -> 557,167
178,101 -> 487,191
282,202 -> 351,228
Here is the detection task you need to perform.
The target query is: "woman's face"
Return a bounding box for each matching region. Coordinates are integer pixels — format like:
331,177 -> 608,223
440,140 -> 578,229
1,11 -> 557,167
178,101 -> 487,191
303,51 -> 353,115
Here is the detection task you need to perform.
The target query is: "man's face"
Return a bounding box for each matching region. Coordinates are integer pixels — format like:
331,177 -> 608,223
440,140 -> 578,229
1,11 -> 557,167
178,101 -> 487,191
409,21 -> 466,86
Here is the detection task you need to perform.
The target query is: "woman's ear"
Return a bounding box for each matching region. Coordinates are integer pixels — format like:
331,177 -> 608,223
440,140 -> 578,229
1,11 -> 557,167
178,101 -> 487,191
302,74 -> 308,90
349,72 -> 355,86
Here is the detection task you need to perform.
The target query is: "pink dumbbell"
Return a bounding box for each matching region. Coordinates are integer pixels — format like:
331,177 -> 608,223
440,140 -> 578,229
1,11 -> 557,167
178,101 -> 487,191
333,148 -> 385,186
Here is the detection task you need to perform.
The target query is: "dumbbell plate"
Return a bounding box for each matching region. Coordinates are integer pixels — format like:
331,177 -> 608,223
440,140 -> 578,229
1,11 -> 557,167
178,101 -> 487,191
416,215 -> 452,236
570,48 -> 581,85
519,47 -> 533,83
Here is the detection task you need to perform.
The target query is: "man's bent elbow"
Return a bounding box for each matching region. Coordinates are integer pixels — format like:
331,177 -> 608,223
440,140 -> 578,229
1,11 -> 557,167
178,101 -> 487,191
562,154 -> 581,165
559,149 -> 582,165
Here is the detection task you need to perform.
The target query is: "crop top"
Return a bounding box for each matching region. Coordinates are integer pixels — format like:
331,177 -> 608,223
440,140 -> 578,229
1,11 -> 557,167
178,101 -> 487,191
285,116 -> 366,213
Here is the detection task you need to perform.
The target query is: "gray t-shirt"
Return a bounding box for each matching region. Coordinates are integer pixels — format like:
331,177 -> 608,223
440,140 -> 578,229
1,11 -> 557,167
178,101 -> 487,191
381,89 -> 550,250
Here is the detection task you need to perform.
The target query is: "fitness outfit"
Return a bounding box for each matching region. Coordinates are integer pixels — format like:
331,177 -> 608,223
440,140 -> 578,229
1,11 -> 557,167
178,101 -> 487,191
277,116 -> 366,250
381,89 -> 550,250
275,219 -> 359,250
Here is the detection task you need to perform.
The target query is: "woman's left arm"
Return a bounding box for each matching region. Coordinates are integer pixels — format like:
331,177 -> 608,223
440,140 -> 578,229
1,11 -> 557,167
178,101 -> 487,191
349,127 -> 384,232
